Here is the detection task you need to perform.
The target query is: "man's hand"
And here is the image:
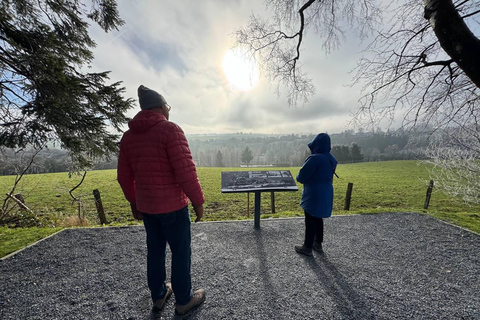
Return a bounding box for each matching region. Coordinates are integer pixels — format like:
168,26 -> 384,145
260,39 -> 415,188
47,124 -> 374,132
193,204 -> 204,223
130,202 -> 143,220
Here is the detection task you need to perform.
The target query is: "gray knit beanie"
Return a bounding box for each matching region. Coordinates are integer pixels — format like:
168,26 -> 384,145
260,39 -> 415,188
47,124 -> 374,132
137,85 -> 167,110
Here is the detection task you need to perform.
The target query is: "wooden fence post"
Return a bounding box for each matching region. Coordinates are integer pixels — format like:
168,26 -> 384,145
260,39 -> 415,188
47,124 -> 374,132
344,183 -> 354,211
271,192 -> 276,214
93,189 -> 107,225
424,180 -> 434,209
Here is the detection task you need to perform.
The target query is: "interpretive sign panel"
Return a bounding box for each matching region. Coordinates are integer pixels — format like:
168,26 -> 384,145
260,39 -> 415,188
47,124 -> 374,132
221,170 -> 298,193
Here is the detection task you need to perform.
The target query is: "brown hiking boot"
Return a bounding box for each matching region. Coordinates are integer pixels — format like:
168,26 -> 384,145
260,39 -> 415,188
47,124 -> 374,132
153,282 -> 172,310
175,289 -> 206,316
295,245 -> 313,256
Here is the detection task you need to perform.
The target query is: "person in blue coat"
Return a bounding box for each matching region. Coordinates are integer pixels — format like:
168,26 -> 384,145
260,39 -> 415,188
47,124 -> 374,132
295,133 -> 337,256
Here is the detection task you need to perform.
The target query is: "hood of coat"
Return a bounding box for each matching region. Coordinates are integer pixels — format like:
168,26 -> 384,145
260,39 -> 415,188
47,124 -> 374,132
128,110 -> 166,132
308,133 -> 331,154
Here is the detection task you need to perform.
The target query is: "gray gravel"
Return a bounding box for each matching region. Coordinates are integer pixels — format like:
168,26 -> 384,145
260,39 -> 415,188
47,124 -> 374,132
1,212 -> 479,320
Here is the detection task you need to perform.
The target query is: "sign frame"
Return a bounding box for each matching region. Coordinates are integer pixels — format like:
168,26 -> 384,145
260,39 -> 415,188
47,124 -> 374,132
221,170 -> 299,228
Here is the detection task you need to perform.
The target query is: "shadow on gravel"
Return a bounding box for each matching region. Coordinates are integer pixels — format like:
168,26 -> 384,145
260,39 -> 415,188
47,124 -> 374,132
253,229 -> 282,313
1,212 -> 479,319
307,254 -> 375,319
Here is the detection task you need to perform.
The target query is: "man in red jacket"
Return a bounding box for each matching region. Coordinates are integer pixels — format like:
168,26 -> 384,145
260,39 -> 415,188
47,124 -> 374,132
117,85 -> 206,316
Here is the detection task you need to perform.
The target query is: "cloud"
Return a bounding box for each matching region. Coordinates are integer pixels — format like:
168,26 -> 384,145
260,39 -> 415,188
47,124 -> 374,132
87,0 -> 369,134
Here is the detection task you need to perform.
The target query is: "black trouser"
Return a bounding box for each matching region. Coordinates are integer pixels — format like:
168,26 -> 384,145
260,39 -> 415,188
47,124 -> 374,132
304,210 -> 324,248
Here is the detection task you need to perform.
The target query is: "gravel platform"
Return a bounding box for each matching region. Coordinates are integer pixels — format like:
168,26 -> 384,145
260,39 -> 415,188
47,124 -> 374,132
1,212 -> 479,320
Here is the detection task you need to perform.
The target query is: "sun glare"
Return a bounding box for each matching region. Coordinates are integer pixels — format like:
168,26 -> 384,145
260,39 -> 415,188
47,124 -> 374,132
222,47 -> 260,91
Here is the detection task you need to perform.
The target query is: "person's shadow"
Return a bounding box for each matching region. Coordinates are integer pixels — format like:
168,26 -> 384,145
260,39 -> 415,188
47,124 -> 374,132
304,253 -> 376,319
253,229 -> 282,312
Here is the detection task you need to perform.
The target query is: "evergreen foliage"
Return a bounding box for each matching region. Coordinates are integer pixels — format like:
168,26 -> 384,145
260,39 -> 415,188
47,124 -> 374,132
331,143 -> 364,163
215,150 -> 224,167
241,146 -> 253,166
350,143 -> 364,162
0,0 -> 134,169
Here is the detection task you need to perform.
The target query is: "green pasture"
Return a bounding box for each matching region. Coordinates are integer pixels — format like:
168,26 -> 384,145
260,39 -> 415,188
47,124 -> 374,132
1,160 -> 479,258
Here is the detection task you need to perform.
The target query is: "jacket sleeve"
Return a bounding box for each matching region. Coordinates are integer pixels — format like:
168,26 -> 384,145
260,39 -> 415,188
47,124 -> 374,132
117,139 -> 136,203
296,156 -> 316,184
167,126 -> 205,206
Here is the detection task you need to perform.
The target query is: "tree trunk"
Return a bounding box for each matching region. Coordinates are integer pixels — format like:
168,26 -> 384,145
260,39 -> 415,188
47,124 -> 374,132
424,0 -> 480,89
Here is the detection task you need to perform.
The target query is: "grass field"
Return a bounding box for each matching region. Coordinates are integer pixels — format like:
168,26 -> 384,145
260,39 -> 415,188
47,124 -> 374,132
1,160 -> 479,258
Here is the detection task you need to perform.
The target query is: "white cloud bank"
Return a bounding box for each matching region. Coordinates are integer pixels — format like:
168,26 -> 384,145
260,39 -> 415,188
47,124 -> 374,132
88,0 -> 370,135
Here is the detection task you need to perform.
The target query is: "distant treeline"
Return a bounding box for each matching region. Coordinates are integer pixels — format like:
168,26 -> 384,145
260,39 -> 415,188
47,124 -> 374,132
188,129 -> 429,167
331,129 -> 428,162
0,130 -> 429,174
0,149 -> 117,176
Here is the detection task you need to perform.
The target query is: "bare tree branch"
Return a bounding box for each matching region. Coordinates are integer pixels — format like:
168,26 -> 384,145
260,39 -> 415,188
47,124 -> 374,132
0,146 -> 44,224
235,0 -> 382,106
461,8 -> 480,19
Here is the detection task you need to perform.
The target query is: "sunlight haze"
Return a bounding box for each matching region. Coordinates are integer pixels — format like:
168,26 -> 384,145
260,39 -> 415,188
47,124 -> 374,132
222,48 -> 260,91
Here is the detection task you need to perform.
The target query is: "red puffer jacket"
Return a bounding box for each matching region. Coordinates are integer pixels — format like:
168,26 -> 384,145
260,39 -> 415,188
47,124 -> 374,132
117,110 -> 205,214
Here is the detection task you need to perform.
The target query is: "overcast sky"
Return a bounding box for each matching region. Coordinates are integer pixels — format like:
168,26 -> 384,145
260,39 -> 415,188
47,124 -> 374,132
88,0 -> 376,135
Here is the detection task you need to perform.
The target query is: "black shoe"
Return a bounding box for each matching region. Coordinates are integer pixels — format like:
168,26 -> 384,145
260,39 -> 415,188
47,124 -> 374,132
313,242 -> 323,253
295,245 -> 313,256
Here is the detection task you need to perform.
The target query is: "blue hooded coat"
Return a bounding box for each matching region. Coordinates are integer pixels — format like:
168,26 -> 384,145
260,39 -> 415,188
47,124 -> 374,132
296,133 -> 337,218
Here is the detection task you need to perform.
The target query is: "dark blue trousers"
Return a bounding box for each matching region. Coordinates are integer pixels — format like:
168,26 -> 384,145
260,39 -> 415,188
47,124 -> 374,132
142,206 -> 193,305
